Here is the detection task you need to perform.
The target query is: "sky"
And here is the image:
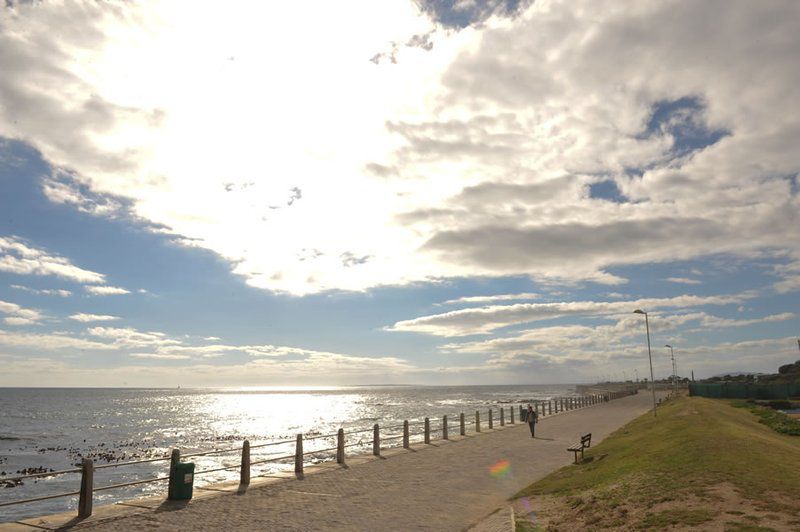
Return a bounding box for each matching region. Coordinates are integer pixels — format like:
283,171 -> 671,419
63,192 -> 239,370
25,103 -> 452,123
0,0 -> 799,387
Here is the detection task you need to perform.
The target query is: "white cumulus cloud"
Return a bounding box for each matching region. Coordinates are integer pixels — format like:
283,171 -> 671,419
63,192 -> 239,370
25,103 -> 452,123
69,313 -> 120,322
0,236 -> 105,284
84,285 -> 131,296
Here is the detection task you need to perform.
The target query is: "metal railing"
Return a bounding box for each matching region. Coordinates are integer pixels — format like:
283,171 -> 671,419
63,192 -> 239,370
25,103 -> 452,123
0,391 -> 630,520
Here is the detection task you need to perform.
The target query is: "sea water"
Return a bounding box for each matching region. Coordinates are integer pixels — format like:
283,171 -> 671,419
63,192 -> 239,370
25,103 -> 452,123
0,385 -> 575,522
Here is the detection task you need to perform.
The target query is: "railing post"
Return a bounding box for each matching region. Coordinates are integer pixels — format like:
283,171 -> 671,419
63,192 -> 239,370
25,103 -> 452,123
488,409 -> 493,429
240,439 -> 251,486
78,458 -> 93,519
336,428 -> 345,464
540,402 -> 545,417
443,415 -> 449,440
294,434 -> 303,476
424,417 -> 431,444
460,413 -> 466,435
373,424 -> 380,456
475,410 -> 481,432
510,406 -> 514,424
548,401 -> 552,415
560,398 -> 564,411
167,448 -> 180,500
500,407 -> 505,426
403,420 -> 409,448
519,405 -> 524,420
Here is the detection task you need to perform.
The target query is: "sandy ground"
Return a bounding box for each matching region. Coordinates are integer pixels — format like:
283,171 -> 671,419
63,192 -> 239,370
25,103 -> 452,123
8,393 -> 659,531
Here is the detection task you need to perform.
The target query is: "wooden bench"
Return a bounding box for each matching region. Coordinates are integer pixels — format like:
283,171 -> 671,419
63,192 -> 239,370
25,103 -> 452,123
567,433 -> 592,463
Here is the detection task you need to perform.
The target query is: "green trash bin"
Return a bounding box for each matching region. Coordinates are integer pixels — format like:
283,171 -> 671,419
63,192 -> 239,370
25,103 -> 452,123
169,462 -> 195,501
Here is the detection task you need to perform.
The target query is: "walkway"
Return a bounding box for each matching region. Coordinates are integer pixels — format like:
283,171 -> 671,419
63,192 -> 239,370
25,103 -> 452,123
30,393 -> 659,531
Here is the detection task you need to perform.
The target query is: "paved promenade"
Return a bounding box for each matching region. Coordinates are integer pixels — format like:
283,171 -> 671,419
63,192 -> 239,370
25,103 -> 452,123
20,393 -> 659,531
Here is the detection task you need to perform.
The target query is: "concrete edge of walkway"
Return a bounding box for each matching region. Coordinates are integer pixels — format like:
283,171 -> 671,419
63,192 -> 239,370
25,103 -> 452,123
467,504 -> 515,532
1,400 -> 613,531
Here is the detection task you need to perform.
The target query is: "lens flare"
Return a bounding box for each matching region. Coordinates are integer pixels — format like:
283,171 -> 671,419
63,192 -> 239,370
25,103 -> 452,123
489,459 -> 510,478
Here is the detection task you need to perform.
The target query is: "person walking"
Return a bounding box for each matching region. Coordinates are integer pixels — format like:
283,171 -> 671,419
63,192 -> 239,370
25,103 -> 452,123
527,404 -> 538,438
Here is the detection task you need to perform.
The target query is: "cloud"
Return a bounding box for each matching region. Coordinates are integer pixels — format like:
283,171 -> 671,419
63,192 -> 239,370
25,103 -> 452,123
3,317 -> 38,326
10,285 -> 72,297
665,277 -> 701,285
0,299 -> 42,325
695,312 -> 796,329
86,326 -> 180,348
130,352 -> 190,360
441,292 -> 539,305
773,258 -> 800,293
0,330 -> 110,350
2,1 -> 800,295
442,311 -> 797,357
69,313 -> 120,322
41,170 -> 124,217
0,351 -> 418,387
84,285 -> 130,296
0,236 -> 106,284
389,293 -> 755,336
75,328 -> 415,377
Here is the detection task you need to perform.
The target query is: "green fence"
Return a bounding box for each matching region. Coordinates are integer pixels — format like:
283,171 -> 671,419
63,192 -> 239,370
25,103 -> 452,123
689,382 -> 800,399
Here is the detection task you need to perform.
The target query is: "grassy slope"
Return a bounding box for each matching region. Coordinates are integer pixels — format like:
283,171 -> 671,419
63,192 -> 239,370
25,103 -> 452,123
515,396 -> 800,530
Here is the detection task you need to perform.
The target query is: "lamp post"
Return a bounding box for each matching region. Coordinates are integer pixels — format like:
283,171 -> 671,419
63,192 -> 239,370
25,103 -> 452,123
665,344 -> 677,396
634,309 -> 657,417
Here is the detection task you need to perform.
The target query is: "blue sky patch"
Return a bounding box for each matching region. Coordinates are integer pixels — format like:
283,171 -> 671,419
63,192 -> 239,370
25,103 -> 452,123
642,96 -> 729,156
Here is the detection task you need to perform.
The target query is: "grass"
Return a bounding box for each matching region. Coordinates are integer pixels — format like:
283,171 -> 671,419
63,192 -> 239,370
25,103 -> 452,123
513,395 -> 800,530
731,400 -> 800,436
639,508 -> 715,528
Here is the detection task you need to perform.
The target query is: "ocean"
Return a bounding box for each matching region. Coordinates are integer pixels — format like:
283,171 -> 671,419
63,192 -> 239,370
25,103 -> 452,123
0,384 -> 576,522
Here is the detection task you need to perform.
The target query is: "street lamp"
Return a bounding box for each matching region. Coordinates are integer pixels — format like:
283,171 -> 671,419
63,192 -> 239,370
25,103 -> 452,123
634,309 -> 657,417
665,344 -> 677,396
